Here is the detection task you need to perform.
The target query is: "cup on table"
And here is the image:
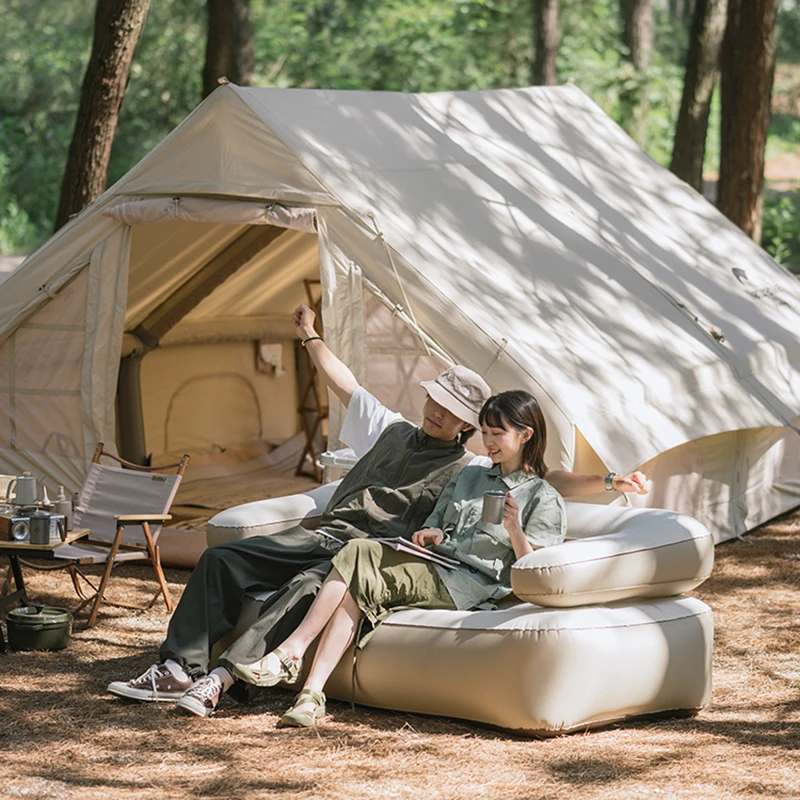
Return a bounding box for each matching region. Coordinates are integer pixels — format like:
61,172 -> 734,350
481,491 -> 507,525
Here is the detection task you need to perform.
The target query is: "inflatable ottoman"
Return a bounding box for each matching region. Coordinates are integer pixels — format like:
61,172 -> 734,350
208,488 -> 714,736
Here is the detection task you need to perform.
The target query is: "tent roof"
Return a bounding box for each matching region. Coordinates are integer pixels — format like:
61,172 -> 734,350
5,83 -> 800,474
227,84 -> 800,469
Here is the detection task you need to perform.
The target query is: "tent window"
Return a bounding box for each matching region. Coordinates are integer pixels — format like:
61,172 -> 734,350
362,290 -> 450,425
0,269 -> 89,454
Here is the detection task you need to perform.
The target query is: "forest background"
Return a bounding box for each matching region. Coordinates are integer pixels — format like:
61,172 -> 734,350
1,0 -> 799,271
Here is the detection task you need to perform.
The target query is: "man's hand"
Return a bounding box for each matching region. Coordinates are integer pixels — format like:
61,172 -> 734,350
290,303 -> 359,406
292,304 -> 317,340
613,470 -> 649,495
411,528 -> 445,547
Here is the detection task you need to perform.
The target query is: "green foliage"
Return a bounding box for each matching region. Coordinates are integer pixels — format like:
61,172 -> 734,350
250,0 -> 529,92
0,1 -> 94,244
110,0 -> 205,184
559,0 -> 685,165
0,0 -> 204,248
559,0 -> 626,107
766,111 -> 800,158
778,0 -> 800,62
0,153 -> 37,254
1,0 -> 798,255
762,192 -> 800,272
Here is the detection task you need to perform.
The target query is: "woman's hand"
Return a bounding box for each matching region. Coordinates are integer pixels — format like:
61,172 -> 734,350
501,493 -> 533,558
501,493 -> 523,536
411,528 -> 445,547
613,471 -> 649,494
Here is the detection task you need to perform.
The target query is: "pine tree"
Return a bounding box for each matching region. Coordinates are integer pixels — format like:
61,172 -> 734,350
55,0 -> 151,231
670,0 -> 727,192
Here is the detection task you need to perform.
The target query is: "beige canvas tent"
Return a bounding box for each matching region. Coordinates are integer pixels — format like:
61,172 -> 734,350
1,83 -> 799,543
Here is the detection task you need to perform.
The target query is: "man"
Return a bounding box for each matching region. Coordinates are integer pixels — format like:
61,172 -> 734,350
108,304 -> 647,717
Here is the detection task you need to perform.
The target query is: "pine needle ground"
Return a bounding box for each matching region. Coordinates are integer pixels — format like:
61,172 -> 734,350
1,512 -> 798,800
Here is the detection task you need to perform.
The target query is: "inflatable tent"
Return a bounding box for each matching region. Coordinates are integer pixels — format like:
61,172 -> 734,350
1,83 -> 799,543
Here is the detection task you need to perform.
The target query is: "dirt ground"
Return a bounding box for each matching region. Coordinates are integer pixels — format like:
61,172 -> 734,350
0,511 -> 798,800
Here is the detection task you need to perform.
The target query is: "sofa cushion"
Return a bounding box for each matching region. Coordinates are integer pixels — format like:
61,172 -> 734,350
206,482 -> 340,547
325,596 -> 714,736
512,505 -> 714,607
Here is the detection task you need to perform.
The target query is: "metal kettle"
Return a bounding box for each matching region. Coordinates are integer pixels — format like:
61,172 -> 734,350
5,471 -> 38,505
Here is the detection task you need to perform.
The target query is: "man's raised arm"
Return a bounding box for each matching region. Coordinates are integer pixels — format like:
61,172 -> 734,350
292,304 -> 360,407
547,470 -> 649,498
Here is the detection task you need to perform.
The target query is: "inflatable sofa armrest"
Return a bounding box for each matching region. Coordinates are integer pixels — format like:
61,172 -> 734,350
511,503 -> 715,607
206,481 -> 341,547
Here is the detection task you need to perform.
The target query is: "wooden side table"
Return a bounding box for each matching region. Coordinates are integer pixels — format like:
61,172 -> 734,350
0,529 -> 89,652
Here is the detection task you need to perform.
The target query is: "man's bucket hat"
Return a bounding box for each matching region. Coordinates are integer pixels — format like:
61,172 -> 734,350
420,366 -> 491,429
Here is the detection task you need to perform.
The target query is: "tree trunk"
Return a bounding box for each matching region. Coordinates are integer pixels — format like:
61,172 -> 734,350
619,0 -> 653,146
55,0 -> 150,231
670,0 -> 727,191
718,0 -> 778,241
202,0 -> 254,99
620,0 -> 654,72
531,0 -> 559,86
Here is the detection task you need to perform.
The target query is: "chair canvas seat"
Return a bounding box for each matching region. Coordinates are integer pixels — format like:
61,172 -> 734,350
52,542 -> 152,564
72,462 -> 183,547
17,444 -> 188,627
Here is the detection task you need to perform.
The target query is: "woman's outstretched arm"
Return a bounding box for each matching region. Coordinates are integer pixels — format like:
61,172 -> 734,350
547,470 -> 649,497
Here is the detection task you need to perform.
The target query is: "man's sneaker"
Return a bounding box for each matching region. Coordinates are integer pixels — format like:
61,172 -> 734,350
108,663 -> 194,702
176,675 -> 222,718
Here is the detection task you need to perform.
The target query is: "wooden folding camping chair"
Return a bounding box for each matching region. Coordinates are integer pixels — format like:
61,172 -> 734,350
19,444 -> 189,627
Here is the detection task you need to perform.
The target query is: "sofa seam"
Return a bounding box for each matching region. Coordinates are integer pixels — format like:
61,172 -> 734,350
511,533 -> 714,571
383,604 -> 714,634
513,574 -> 713,597
208,517 -> 316,530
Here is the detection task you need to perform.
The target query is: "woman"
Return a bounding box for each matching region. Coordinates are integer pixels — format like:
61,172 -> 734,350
231,390 -> 566,727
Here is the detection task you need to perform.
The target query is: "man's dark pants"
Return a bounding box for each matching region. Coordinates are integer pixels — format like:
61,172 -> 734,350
159,526 -> 341,682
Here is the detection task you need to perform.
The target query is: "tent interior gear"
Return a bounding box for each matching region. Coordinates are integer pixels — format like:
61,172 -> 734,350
1,83 -> 799,542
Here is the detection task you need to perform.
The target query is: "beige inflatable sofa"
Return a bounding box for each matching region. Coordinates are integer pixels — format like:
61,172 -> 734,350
207,483 -> 715,736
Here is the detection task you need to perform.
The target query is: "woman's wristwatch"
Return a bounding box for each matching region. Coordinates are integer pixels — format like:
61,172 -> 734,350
604,472 -> 617,492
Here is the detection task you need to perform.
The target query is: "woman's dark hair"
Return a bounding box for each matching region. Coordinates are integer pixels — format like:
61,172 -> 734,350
459,427 -> 477,446
478,390 -> 548,476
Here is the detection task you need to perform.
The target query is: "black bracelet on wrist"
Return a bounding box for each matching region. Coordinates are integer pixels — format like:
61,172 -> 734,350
301,335 -> 323,347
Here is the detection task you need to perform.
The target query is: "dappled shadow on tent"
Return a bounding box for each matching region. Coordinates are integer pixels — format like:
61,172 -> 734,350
283,86 -> 800,471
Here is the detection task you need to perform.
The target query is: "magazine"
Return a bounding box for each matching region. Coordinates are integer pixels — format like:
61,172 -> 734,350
377,537 -> 460,570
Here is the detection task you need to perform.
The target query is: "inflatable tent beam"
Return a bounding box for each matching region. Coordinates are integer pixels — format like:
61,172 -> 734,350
118,354 -> 148,465
132,224 -> 286,345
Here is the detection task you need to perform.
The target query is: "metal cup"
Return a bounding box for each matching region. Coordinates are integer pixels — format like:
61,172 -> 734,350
29,510 -> 52,545
481,491 -> 507,525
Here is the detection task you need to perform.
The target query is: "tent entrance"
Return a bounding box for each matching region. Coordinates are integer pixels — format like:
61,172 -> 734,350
121,215 -> 323,526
